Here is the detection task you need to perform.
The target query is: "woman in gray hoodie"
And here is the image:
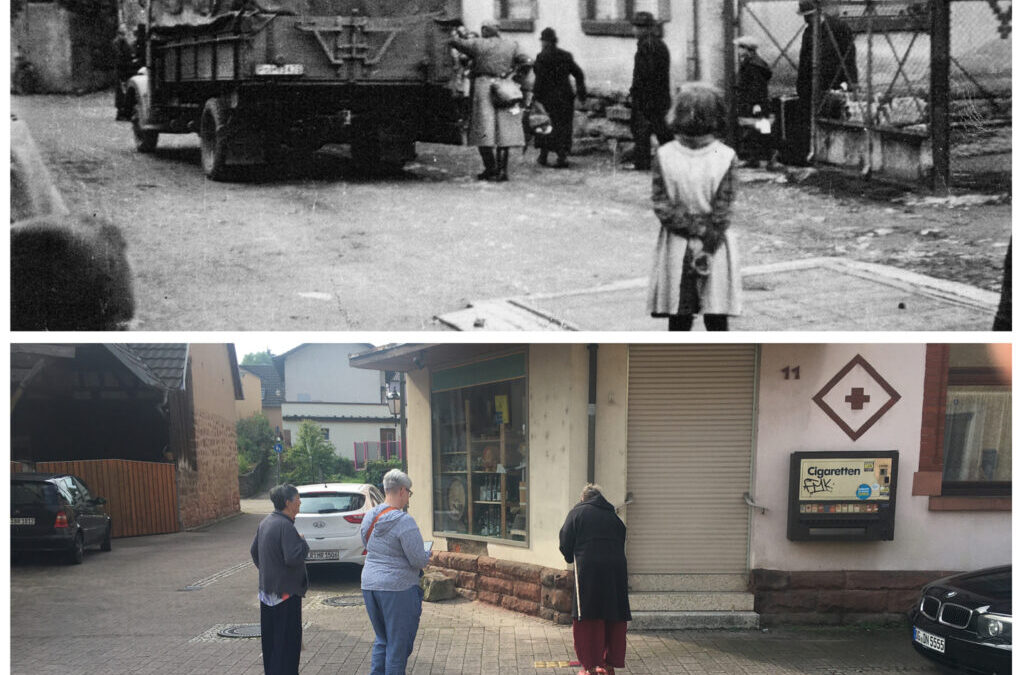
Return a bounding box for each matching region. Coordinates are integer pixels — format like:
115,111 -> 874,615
361,469 -> 432,674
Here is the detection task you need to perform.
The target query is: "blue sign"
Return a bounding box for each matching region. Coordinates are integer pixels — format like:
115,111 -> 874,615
856,484 -> 872,500
274,443 -> 283,454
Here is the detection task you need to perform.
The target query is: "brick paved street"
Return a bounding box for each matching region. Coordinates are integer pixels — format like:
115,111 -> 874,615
11,504 -> 943,674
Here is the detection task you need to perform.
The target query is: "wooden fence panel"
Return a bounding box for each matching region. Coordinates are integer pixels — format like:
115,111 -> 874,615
32,460 -> 179,538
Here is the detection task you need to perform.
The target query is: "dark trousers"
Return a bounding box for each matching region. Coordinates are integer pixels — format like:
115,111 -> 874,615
572,618 -> 628,670
631,108 -> 673,169
260,596 -> 302,675
668,314 -> 729,331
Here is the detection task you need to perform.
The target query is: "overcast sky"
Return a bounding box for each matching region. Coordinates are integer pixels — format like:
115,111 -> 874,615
232,338 -> 303,360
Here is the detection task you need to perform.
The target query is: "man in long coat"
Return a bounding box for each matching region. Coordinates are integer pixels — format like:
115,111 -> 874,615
629,11 -> 672,170
792,0 -> 858,161
533,27 -> 586,168
735,36 -> 774,166
450,20 -> 530,181
559,485 -> 631,675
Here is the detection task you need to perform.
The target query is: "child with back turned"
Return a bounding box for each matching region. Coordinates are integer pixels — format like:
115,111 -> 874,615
646,83 -> 741,331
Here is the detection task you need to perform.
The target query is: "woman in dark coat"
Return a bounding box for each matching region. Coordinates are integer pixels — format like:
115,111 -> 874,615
559,484 -> 631,675
533,27 -> 586,168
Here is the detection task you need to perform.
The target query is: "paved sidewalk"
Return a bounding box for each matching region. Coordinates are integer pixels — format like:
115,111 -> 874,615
288,595 -> 940,675
11,504 -> 942,675
436,257 -> 1000,331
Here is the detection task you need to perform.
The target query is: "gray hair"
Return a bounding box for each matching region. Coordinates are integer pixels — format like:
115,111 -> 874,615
383,469 -> 412,493
580,483 -> 603,502
270,484 -> 299,511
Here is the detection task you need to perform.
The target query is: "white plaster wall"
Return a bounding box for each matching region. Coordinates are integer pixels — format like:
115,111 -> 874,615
594,344 -> 629,524
285,344 -> 383,403
751,344 -> 1011,572
405,345 -> 597,570
281,410 -> 393,462
460,0 -> 730,94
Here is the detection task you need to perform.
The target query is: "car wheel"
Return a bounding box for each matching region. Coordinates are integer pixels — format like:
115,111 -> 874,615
68,533 -> 85,565
131,96 -> 159,153
100,523 -> 112,552
200,97 -> 232,181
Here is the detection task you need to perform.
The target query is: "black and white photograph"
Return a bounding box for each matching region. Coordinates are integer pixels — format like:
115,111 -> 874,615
9,0 -> 1011,331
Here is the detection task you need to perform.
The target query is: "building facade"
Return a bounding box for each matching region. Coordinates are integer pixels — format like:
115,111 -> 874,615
280,344 -> 398,462
352,343 -> 1011,626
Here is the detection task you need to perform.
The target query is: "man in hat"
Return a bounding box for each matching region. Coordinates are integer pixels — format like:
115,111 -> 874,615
792,0 -> 857,161
629,11 -> 672,170
533,27 -> 587,168
734,35 -> 774,167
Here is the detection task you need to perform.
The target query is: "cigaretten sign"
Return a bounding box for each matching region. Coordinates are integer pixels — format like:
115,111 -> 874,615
799,457 -> 893,502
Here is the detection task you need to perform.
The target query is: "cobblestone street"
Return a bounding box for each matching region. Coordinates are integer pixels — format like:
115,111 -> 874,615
10,504 -> 943,674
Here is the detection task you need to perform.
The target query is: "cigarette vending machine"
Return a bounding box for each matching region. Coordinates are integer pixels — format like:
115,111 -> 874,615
787,451 -> 899,541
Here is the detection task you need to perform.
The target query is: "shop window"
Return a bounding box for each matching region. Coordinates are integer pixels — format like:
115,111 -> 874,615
580,0 -> 671,37
495,0 -> 536,32
431,353 -> 528,544
916,344 -> 1011,508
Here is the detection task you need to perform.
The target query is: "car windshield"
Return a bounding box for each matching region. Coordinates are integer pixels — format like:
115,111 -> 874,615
299,492 -> 364,514
11,481 -> 57,507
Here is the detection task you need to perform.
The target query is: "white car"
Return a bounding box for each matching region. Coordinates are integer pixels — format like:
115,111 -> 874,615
294,483 -> 384,565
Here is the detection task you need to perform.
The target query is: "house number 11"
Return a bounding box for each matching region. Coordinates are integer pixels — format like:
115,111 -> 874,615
782,366 -> 801,380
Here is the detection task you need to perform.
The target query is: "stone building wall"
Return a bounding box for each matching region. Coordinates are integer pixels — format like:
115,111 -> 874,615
179,410 -> 240,529
750,569 -> 957,626
429,551 -> 575,625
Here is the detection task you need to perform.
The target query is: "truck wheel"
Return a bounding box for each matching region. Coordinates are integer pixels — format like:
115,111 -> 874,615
132,97 -> 159,153
200,97 -> 232,181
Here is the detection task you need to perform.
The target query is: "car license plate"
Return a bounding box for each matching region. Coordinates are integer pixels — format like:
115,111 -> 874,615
914,627 -> 945,654
307,550 -> 339,561
10,518 -> 34,526
255,63 -> 304,76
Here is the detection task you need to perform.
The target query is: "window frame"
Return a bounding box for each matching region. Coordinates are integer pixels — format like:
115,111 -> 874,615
429,351 -> 529,548
494,0 -> 537,32
579,0 -> 671,37
913,344 -> 1011,510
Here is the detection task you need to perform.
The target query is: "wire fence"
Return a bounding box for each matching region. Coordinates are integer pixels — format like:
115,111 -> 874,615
734,0 -> 1011,188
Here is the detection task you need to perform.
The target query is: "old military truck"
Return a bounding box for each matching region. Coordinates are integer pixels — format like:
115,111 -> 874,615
125,0 -> 464,180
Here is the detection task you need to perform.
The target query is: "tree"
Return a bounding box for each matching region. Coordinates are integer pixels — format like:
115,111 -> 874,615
237,413 -> 275,476
361,458 -> 404,491
282,420 -> 342,485
241,350 -> 274,366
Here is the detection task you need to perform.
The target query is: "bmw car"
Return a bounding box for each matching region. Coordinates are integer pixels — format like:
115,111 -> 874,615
294,483 -> 384,565
908,565 -> 1011,675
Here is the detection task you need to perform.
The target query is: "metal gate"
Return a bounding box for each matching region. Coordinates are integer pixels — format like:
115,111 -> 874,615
732,0 -> 1011,189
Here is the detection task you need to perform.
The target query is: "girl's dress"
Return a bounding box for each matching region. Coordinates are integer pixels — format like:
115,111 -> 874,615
646,137 -> 742,318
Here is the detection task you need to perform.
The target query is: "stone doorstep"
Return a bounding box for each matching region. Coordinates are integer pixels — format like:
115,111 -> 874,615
630,611 -> 761,630
433,257 -> 999,331
629,574 -> 749,593
630,591 -> 755,613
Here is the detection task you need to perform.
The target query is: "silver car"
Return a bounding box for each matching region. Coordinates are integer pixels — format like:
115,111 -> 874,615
294,483 -> 384,565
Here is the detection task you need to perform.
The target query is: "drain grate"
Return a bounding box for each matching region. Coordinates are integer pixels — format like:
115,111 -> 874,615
323,595 -> 365,607
217,624 -> 262,638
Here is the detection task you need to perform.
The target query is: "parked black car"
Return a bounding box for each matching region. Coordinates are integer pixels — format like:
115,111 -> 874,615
908,565 -> 1012,675
11,473 -> 113,564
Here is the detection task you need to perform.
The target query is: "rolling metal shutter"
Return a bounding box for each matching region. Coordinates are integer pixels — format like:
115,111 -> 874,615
626,344 -> 757,574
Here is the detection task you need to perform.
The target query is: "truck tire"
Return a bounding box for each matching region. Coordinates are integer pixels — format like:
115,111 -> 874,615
132,97 -> 159,153
200,97 -> 232,181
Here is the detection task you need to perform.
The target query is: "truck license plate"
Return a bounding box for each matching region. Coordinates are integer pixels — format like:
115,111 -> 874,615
307,550 -> 340,561
256,64 -> 304,76
10,518 -> 34,526
914,627 -> 945,654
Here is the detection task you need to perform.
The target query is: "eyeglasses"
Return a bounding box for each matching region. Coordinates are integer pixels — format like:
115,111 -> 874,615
407,489 -> 414,497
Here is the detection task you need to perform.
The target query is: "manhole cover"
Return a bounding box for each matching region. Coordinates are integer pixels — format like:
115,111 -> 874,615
217,624 -> 262,638
323,595 -> 364,607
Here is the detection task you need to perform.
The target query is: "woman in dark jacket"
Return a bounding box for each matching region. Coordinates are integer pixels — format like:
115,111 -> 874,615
533,27 -> 586,168
559,484 -> 631,675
